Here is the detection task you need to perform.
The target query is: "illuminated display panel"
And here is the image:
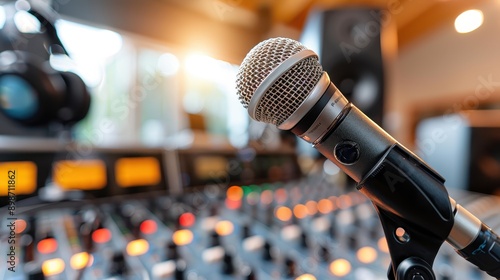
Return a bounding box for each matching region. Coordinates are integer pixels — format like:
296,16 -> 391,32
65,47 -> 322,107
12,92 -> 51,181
178,150 -> 301,188
53,160 -> 107,190
0,161 -> 37,196
194,156 -> 228,181
0,149 -> 167,204
115,157 -> 161,188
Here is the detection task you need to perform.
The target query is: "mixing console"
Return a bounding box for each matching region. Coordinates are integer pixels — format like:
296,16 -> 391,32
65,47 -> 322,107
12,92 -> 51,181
0,139 -> 499,279
2,175 -> 499,279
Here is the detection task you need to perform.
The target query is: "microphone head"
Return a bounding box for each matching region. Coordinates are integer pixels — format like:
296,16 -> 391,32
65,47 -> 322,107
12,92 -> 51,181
236,37 -> 324,126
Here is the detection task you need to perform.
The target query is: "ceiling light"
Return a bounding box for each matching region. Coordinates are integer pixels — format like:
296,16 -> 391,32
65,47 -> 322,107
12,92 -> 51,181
455,9 -> 483,33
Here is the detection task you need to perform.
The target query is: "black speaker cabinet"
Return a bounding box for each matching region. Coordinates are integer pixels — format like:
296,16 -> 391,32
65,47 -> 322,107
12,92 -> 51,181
416,110 -> 500,195
301,7 -> 389,126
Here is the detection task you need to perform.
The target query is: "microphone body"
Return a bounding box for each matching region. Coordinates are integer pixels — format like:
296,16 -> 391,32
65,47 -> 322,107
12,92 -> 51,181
308,80 -> 499,279
236,38 -> 500,279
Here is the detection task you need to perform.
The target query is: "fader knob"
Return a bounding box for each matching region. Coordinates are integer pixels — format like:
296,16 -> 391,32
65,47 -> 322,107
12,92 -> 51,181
79,219 -> 96,251
166,241 -> 178,260
242,224 -> 251,239
329,225 -> 337,239
210,231 -> 220,247
439,273 -> 452,280
242,266 -> 257,280
174,259 -> 187,280
348,235 -> 357,250
318,245 -> 330,262
262,241 -> 273,261
109,252 -> 127,276
265,205 -> 274,226
22,237 -> 35,263
221,252 -> 235,275
369,225 -> 380,241
284,257 -> 296,278
300,232 -> 308,248
27,268 -> 45,280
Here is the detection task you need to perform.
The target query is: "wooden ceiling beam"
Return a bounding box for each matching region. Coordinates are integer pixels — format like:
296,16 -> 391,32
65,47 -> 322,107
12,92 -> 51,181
270,0 -> 316,23
178,0 -> 487,50
397,0 -> 485,48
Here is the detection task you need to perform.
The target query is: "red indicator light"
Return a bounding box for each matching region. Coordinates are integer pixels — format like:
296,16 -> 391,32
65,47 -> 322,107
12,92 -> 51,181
92,228 -> 112,244
37,238 -> 58,254
179,213 -> 196,227
140,220 -> 158,235
15,219 -> 27,234
225,198 -> 241,210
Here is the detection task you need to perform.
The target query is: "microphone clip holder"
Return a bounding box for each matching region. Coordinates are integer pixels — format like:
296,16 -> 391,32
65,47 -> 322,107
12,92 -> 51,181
357,144 -> 455,280
374,205 -> 440,280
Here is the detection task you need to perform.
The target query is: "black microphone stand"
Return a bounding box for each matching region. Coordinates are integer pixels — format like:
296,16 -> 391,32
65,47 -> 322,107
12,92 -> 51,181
353,143 -> 500,280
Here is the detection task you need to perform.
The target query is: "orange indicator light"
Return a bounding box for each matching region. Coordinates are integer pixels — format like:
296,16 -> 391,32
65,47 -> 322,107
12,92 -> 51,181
378,237 -> 389,253
296,274 -> 317,280
37,238 -> 58,254
172,229 -> 194,246
126,239 -> 149,256
357,246 -> 378,264
70,252 -> 92,270
275,206 -> 292,222
329,259 -> 351,277
215,220 -> 234,236
226,185 -> 243,201
42,258 -> 65,276
293,204 -> 308,219
14,219 -> 27,234
92,228 -> 112,244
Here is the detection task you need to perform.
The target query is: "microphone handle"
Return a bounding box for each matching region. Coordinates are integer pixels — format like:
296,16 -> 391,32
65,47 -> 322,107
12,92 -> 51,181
458,224 -> 500,279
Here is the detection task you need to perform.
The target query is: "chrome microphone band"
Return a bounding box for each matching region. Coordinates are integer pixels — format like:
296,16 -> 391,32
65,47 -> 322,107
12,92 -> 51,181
296,86 -> 348,143
447,202 -> 482,250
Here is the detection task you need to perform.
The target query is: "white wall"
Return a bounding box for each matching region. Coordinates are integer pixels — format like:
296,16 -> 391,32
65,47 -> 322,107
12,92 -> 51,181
387,1 -> 500,146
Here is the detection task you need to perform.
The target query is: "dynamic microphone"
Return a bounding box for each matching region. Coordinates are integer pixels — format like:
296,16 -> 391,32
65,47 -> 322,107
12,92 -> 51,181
236,37 -> 500,280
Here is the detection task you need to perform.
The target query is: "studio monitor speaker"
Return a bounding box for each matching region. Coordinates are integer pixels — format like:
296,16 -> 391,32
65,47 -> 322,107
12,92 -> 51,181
301,7 -> 393,126
417,110 -> 500,195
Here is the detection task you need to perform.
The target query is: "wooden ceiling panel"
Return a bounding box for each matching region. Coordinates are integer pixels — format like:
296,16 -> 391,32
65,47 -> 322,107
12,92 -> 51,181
228,0 -> 486,49
397,0 -> 485,47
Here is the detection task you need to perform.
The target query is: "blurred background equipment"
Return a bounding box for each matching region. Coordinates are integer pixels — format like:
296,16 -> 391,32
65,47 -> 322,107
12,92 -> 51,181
301,7 -> 392,127
0,0 -> 499,279
417,110 -> 500,196
299,7 -> 394,186
0,1 -> 90,135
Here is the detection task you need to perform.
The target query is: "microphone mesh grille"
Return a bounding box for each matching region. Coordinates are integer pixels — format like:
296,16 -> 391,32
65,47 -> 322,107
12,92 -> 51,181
236,37 -> 323,125
254,57 -> 323,125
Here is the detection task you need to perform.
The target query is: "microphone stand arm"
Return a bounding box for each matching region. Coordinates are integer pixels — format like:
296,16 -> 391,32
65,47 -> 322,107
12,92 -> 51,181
357,144 -> 500,280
